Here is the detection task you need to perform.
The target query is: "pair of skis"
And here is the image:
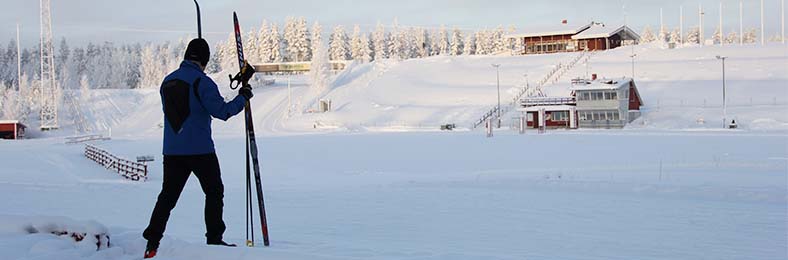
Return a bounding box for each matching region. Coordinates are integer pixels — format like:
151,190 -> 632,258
193,0 -> 269,247
232,12 -> 270,247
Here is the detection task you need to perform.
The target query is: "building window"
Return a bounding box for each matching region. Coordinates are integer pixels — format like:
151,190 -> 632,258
580,110 -> 620,121
590,92 -> 604,100
551,111 -> 569,121
604,92 -> 618,100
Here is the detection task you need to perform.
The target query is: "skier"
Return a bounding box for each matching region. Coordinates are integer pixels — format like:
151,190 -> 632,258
142,38 -> 254,259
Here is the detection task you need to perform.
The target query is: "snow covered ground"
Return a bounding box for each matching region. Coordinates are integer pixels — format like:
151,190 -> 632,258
1,43 -> 787,259
1,132 -> 786,259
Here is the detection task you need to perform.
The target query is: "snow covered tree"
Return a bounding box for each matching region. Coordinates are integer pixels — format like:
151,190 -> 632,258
15,73 -> 33,122
685,27 -> 700,45
328,25 -> 349,61
57,38 -> 71,89
216,33 -> 238,73
298,18 -> 312,61
393,27 -> 413,60
401,29 -> 419,59
311,22 -> 323,56
508,25 -> 521,53
725,31 -> 739,44
283,17 -> 311,62
372,22 -> 389,60
256,20 -> 272,63
657,27 -> 669,43
473,30 -> 484,55
437,26 -> 450,55
493,26 -> 506,53
270,24 -> 282,62
282,17 -> 296,62
712,28 -> 722,44
429,30 -> 440,56
413,28 -> 430,59
2,40 -> 18,87
70,47 -> 86,80
360,33 -> 372,62
450,28 -> 464,56
0,83 -> 18,120
641,26 -> 656,43
743,28 -> 758,44
310,39 -> 331,90
389,21 -> 404,60
138,44 -> 161,89
245,29 -> 260,64
463,33 -> 476,55
475,30 -> 496,55
350,25 -> 371,62
669,29 -> 681,44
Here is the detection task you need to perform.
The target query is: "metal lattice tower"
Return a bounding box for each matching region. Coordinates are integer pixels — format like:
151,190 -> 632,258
40,0 -> 59,130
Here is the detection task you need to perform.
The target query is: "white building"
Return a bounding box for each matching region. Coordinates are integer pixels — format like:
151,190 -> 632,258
571,77 -> 644,128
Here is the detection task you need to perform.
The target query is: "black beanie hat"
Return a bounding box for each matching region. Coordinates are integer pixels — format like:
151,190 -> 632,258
184,38 -> 210,67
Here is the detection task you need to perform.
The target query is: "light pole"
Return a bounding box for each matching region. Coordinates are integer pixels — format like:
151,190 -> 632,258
492,64 -> 501,128
716,55 -> 727,128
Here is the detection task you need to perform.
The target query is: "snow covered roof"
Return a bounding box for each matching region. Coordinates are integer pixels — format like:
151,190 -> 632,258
519,105 -> 576,112
572,24 -> 641,40
0,120 -> 20,124
569,78 -> 633,91
506,23 -> 592,38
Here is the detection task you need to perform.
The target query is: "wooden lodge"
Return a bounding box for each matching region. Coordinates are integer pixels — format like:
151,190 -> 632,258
507,21 -> 640,55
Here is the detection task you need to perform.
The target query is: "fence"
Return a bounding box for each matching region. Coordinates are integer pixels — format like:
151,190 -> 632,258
84,144 -> 148,181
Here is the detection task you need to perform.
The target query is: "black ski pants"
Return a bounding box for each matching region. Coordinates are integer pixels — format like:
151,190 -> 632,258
143,153 -> 226,245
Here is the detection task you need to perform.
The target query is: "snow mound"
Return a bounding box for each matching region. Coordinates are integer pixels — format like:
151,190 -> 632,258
0,215 -> 111,259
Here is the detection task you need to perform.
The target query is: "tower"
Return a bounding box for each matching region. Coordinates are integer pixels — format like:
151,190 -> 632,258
40,0 -> 59,130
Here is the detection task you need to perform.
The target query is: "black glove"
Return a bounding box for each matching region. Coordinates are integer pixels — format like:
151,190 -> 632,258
239,85 -> 254,100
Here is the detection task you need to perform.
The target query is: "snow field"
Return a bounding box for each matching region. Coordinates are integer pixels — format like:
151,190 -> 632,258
1,43 -> 786,259
1,131 -> 786,259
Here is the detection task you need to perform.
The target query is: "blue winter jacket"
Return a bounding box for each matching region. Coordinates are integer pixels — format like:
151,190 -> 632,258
160,60 -> 247,155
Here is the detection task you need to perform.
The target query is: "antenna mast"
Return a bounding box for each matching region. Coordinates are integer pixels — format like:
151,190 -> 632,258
40,0 -> 58,130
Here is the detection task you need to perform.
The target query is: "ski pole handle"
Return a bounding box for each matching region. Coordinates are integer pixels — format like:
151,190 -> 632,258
229,60 -> 256,90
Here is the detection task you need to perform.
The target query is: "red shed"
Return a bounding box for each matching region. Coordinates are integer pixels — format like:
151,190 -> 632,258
0,120 -> 26,140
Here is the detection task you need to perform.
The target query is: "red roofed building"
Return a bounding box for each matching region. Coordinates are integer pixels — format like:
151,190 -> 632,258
506,22 -> 640,55
0,120 -> 27,140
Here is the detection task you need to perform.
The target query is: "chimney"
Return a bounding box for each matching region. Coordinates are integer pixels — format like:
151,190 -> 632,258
562,19 -> 568,24
591,74 -> 598,80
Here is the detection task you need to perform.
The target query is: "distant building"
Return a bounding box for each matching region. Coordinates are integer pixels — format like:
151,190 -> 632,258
520,97 -> 578,129
0,120 -> 27,140
518,77 -> 644,129
506,22 -> 640,55
572,77 -> 644,128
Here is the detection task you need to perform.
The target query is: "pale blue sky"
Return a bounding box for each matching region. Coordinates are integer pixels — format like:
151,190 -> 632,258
0,0 -> 785,47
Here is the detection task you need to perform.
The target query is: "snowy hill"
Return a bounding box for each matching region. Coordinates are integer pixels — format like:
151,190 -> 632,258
35,43 -> 786,139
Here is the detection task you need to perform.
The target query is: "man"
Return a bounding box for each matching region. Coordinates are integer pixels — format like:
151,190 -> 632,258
143,38 -> 253,259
